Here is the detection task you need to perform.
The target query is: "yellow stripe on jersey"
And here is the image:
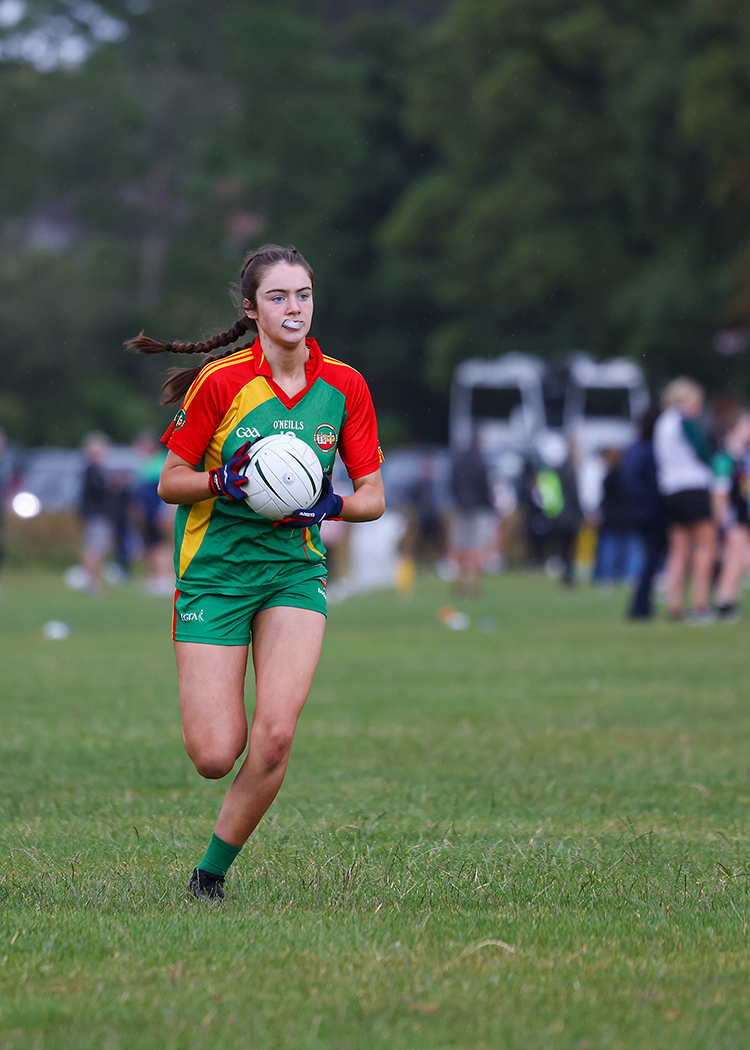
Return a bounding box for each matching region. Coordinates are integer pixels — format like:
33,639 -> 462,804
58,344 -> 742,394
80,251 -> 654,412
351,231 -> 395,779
304,527 -> 325,559
179,499 -> 216,580
322,354 -> 359,373
178,372 -> 277,580
211,375 -> 276,452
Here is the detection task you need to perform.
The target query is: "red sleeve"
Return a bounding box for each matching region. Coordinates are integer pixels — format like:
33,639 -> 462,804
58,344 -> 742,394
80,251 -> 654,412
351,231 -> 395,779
160,371 -> 226,466
334,366 -> 384,479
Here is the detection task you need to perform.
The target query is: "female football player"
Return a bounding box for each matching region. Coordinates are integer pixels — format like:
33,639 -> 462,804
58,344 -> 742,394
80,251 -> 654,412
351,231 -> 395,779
127,245 -> 384,900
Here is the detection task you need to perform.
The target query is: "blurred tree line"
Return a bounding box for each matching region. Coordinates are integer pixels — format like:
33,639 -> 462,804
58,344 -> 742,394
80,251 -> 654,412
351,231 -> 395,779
1,0 -> 750,448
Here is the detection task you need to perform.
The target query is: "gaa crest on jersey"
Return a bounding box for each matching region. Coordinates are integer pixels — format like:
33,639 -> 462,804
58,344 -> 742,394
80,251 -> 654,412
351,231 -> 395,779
173,408 -> 187,430
313,424 -> 338,453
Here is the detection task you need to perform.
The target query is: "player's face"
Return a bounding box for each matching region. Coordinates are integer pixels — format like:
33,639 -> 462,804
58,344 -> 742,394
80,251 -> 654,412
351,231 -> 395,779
244,262 -> 314,350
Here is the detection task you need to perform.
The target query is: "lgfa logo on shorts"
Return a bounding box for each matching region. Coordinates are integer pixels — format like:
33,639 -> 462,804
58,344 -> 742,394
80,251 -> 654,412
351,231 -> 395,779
313,424 -> 338,453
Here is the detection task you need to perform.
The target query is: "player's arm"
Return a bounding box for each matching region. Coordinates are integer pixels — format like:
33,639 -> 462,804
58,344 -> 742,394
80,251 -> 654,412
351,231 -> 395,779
158,451 -> 213,504
158,445 -> 253,504
341,469 -> 385,523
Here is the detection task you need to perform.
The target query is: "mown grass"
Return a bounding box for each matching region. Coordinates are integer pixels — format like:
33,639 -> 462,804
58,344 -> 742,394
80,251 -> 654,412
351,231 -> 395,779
1,568 -> 750,1049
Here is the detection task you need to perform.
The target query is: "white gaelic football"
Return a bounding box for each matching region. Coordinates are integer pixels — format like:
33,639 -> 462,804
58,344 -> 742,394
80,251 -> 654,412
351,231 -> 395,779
241,433 -> 324,521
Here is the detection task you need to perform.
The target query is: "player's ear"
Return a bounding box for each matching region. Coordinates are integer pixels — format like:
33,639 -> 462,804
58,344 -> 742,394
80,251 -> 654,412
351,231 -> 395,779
243,298 -> 257,320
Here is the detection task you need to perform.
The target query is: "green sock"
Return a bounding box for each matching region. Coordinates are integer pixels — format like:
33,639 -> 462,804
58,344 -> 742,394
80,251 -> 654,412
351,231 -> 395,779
198,833 -> 242,878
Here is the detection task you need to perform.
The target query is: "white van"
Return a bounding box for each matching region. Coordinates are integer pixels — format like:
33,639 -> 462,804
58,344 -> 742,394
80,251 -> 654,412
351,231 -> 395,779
553,352 -> 650,455
449,353 -> 547,476
449,351 -> 650,509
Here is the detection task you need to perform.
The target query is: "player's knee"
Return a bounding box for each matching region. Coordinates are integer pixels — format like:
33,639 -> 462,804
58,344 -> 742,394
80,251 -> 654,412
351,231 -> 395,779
256,724 -> 295,774
186,737 -> 244,780
193,754 -> 234,780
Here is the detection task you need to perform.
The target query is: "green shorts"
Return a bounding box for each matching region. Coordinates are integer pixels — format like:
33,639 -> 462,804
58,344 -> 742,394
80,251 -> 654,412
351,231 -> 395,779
172,576 -> 328,645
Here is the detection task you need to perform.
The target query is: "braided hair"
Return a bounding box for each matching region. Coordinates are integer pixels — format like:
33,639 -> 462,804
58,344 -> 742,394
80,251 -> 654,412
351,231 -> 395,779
126,244 -> 315,405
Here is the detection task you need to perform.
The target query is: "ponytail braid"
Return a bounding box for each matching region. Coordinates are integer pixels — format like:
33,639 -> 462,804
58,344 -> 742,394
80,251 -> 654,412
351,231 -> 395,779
125,317 -> 252,404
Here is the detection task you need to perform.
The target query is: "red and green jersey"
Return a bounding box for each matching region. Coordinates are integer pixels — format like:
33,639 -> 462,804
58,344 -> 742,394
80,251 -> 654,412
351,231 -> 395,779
161,338 -> 383,595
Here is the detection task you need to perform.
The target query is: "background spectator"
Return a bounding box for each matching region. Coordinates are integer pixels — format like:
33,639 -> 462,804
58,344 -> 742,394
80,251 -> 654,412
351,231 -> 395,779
449,436 -> 496,597
621,404 -> 668,620
405,456 -> 445,567
79,432 -> 117,594
710,406 -> 750,621
487,470 -> 519,575
592,447 -> 643,586
522,433 -> 582,587
653,377 -> 716,623
133,431 -> 176,596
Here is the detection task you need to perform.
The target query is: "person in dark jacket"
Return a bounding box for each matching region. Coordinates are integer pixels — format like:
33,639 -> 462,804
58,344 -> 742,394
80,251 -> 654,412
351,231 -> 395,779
406,456 -> 445,566
592,448 -> 642,585
79,432 -> 117,593
620,404 -> 667,619
449,436 -> 496,596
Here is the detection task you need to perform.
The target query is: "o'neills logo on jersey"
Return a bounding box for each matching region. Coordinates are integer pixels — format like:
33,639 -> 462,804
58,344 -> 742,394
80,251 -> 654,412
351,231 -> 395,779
273,420 -> 304,431
313,424 -> 338,452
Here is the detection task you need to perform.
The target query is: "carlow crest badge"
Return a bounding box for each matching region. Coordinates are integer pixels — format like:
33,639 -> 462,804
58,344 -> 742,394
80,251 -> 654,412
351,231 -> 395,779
313,424 -> 338,453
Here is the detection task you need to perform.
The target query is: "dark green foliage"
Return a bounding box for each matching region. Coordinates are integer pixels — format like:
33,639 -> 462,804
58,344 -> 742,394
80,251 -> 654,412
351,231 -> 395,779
1,0 -> 750,445
383,0 -> 750,393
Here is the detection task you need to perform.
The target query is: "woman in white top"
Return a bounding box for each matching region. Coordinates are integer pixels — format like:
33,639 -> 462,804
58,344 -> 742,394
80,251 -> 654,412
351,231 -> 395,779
652,377 -> 716,622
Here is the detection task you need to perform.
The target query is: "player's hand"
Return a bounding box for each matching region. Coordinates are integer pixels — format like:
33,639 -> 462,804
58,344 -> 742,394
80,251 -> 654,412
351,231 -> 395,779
208,441 -> 255,500
276,475 -> 344,527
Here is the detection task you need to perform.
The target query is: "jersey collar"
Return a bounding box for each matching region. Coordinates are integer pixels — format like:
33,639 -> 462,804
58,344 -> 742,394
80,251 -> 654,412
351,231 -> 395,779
252,337 -> 324,410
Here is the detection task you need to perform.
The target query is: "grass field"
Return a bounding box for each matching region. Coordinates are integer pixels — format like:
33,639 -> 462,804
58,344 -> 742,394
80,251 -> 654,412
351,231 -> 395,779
1,567 -> 750,1049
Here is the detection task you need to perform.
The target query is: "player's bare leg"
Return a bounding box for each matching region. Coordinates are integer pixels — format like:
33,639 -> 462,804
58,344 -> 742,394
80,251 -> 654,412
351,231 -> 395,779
666,525 -> 690,618
175,642 -> 250,778
690,519 -> 717,613
715,525 -> 750,610
213,606 -> 326,846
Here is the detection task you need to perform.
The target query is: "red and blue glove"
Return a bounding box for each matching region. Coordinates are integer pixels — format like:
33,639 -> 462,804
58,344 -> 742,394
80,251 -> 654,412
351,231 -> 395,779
276,475 -> 344,527
208,441 -> 254,500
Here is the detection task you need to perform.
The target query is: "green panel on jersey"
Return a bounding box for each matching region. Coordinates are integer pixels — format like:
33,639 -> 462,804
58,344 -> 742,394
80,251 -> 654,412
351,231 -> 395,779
175,379 -> 348,596
220,378 -> 346,474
